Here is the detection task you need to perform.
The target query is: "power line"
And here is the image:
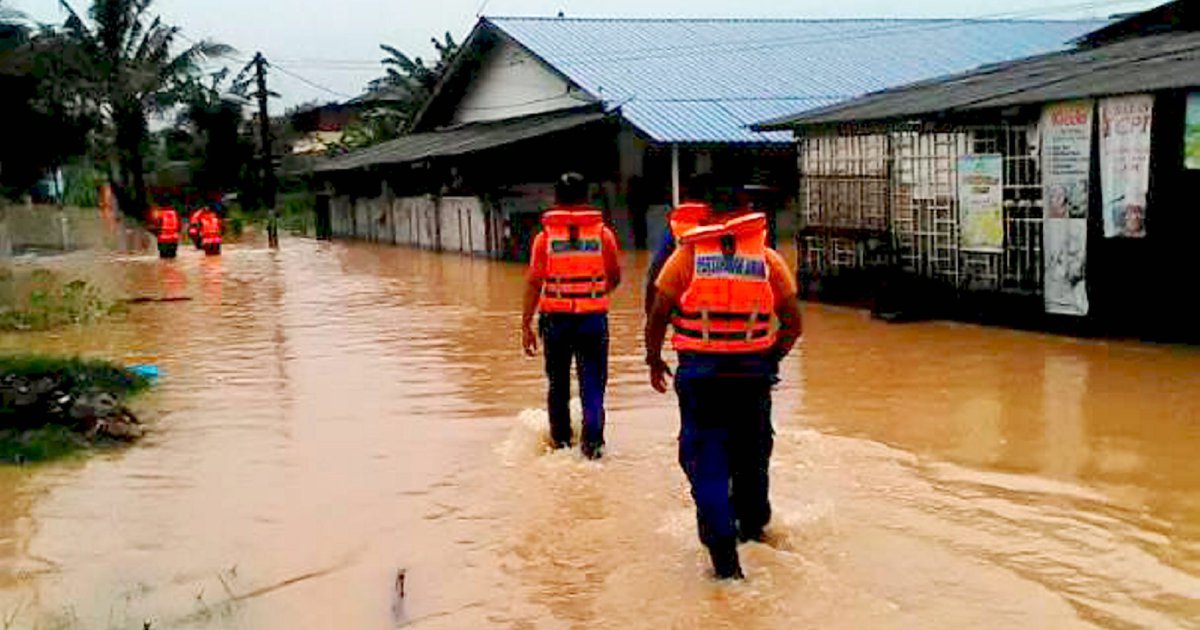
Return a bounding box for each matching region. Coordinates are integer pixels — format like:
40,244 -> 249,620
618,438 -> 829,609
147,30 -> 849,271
269,62 -> 356,99
178,29 -> 357,100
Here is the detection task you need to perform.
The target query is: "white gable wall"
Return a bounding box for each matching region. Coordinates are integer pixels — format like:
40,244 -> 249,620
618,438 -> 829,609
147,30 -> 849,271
452,38 -> 595,125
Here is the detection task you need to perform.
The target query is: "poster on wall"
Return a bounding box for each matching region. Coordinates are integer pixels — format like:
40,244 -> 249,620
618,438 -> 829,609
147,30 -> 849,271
1186,93 -> 1200,169
1100,94 -> 1153,238
1044,219 -> 1090,317
957,154 -> 1004,253
1041,100 -> 1093,316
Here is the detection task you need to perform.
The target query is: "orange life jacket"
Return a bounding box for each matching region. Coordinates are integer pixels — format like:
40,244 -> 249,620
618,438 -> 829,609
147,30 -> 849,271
671,213 -> 777,354
669,202 -> 712,240
538,208 -> 609,314
188,209 -> 204,237
157,208 -> 180,243
200,214 -> 222,245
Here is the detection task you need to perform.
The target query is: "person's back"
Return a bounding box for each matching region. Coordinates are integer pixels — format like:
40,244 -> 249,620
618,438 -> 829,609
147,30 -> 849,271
644,209 -> 802,579
521,173 -> 621,459
200,212 -> 222,255
156,207 -> 180,258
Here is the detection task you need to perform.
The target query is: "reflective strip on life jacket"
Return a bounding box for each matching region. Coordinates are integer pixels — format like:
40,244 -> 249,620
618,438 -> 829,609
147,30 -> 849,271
671,213 -> 777,354
539,208 -> 609,314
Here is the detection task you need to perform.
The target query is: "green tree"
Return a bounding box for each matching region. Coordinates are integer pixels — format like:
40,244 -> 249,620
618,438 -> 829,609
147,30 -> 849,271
177,69 -> 253,196
340,32 -> 458,150
55,0 -> 230,216
1,3 -> 94,199
372,32 -> 458,94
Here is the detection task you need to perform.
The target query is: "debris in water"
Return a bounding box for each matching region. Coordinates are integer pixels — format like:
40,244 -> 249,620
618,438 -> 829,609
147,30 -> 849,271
391,568 -> 408,626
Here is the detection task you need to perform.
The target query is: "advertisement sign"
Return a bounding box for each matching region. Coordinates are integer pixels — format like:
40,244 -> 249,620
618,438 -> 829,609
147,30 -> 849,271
1041,101 -> 1093,316
957,154 -> 1004,253
1186,93 -> 1200,170
1099,95 -> 1153,238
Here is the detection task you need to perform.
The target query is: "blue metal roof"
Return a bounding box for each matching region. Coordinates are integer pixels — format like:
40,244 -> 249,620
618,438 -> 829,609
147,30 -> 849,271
486,17 -> 1107,144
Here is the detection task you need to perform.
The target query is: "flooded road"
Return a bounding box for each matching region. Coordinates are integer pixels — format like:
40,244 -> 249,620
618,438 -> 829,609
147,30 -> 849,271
1,236 -> 1197,629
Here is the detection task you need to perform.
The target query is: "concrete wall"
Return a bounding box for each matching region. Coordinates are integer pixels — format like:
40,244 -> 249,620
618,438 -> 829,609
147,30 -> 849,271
330,194 -> 496,255
0,205 -> 151,256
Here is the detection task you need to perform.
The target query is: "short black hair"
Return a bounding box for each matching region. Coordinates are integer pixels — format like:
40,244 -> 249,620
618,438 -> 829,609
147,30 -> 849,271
683,174 -> 715,203
555,172 -> 589,205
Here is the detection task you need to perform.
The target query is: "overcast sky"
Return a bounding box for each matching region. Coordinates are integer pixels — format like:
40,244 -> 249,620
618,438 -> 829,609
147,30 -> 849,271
11,0 -> 1160,112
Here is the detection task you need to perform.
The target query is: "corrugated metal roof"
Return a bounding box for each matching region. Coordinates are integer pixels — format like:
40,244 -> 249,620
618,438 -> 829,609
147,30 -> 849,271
486,17 -> 1106,144
757,30 -> 1200,129
316,109 -> 608,173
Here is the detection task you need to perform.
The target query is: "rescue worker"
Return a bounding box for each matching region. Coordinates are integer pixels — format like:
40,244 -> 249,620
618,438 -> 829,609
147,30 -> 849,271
645,175 -> 757,315
521,173 -> 622,459
155,206 -> 181,259
187,206 -> 206,249
199,210 -> 222,256
644,208 -> 802,580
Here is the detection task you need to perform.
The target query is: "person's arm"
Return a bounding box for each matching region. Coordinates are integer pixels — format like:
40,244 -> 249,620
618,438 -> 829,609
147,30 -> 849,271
771,295 -> 802,363
644,231 -> 675,316
603,228 -> 622,293
522,276 -> 543,357
766,250 -> 803,362
645,247 -> 688,392
521,234 -> 546,356
645,292 -> 674,393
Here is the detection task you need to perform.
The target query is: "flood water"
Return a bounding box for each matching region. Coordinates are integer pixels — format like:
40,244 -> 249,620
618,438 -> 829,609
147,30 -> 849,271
0,236 -> 1197,629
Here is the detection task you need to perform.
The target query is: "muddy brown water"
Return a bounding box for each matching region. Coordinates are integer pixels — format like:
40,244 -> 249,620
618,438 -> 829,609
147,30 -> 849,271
0,236 -> 1197,629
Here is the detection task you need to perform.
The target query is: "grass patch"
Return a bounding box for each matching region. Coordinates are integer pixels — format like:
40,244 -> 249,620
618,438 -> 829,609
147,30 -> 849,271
0,354 -> 150,399
0,425 -> 88,462
0,271 -> 122,331
1,355 -> 151,463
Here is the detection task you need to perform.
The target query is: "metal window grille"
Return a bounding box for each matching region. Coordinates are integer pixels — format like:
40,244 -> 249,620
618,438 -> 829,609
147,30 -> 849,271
797,123 -> 1043,295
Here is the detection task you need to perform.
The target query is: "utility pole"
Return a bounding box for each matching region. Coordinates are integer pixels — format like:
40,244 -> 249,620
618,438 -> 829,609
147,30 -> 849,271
251,52 -> 279,248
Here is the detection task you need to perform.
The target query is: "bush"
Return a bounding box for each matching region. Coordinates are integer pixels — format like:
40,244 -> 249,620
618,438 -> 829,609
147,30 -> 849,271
0,273 -> 120,331
0,355 -> 150,462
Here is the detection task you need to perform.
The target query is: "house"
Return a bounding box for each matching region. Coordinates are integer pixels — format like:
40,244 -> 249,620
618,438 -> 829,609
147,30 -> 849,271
754,1 -> 1198,342
314,15 -> 1104,260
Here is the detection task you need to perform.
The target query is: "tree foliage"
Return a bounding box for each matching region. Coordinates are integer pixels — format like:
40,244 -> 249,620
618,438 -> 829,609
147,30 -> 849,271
48,0 -> 230,214
338,32 -> 460,150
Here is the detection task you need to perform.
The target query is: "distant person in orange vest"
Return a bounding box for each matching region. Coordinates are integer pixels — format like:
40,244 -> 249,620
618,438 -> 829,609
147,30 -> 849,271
645,207 -> 803,580
645,175 -> 754,315
521,173 -> 622,459
155,206 -> 181,259
199,210 -> 222,256
188,207 -> 206,248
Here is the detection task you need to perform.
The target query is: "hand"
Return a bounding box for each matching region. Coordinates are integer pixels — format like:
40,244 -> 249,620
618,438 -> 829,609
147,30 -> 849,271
521,323 -> 538,357
647,356 -> 673,393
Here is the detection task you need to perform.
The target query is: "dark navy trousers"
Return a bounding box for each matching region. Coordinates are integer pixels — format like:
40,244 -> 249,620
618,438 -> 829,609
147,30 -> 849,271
675,354 -> 776,549
540,313 -> 609,447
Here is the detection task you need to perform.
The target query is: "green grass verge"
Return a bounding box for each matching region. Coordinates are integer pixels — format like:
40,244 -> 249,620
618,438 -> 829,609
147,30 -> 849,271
0,355 -> 150,463
0,354 -> 150,398
0,426 -> 88,463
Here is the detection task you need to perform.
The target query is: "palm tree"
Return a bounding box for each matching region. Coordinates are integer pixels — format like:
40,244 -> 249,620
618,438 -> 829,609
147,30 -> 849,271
177,69 -> 252,195
56,0 -> 230,216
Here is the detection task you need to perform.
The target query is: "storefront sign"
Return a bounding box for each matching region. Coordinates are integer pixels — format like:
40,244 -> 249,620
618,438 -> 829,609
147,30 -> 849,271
1100,95 -> 1153,238
957,154 -> 1004,253
1041,100 -> 1093,316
